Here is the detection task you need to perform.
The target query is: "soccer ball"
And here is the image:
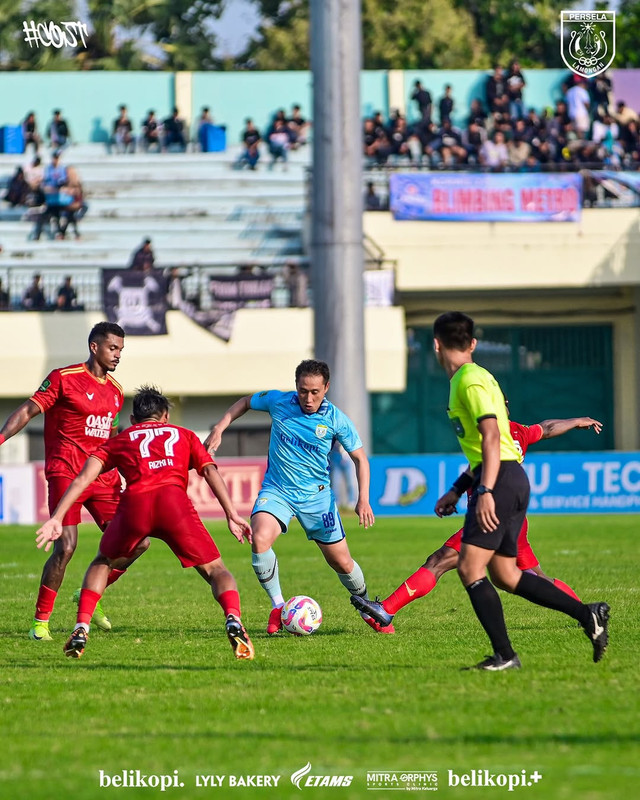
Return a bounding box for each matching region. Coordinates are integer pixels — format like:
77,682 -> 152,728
281,595 -> 322,636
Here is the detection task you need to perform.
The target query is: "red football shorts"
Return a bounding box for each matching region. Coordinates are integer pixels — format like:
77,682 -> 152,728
99,485 -> 220,568
48,471 -> 121,530
442,517 -> 539,570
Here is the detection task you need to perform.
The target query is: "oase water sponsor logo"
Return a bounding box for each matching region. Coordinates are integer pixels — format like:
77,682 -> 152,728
291,763 -> 353,790
85,412 -> 113,439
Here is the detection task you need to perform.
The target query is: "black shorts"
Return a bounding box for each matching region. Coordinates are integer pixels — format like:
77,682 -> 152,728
462,461 -> 530,557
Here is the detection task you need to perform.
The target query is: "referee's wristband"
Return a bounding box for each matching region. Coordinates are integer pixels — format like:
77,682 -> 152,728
451,472 -> 473,496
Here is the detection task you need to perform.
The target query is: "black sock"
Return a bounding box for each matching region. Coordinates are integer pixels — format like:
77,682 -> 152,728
466,577 -> 515,661
514,571 -> 589,625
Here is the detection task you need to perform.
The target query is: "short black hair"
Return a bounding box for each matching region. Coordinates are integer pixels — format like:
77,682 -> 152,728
88,322 -> 125,346
132,385 -> 171,422
433,312 -> 475,351
295,359 -> 330,385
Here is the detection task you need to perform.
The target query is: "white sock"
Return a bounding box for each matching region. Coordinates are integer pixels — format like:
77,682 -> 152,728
337,560 -> 368,597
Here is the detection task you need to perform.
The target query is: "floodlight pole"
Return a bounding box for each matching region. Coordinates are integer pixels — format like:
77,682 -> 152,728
310,0 -> 371,452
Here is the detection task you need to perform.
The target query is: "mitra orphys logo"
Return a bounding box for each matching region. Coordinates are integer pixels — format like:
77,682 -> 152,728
560,10 -> 615,78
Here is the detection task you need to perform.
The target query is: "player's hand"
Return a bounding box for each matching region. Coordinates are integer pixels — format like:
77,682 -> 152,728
476,494 -> 499,533
227,514 -> 252,544
35,519 -> 63,552
435,489 -> 460,517
203,427 -> 222,456
577,417 -> 603,434
355,500 -> 375,529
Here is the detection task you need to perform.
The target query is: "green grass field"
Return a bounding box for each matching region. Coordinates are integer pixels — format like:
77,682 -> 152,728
1,514 -> 638,800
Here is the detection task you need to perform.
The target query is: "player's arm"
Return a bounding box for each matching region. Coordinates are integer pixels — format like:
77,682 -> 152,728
0,399 -> 41,445
202,463 -> 252,544
476,417 -> 501,533
435,468 -> 473,517
35,455 -> 105,551
538,417 -> 603,439
347,447 -> 375,529
204,395 -> 252,454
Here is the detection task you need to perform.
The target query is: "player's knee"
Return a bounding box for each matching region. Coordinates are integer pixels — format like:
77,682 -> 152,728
424,547 -> 457,579
134,537 -> 151,555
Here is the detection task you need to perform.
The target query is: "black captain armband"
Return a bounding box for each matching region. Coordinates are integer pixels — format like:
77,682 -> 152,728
451,472 -> 473,497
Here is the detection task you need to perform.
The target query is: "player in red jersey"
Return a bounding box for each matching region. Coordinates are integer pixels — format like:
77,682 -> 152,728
0,322 -> 148,641
35,385 -> 255,661
351,412 -> 602,628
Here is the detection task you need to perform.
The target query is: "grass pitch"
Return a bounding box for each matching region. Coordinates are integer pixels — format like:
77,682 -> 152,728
0,514 -> 638,799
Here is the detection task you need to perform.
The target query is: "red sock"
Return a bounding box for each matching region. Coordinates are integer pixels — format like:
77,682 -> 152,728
217,590 -> 241,619
77,589 -> 103,626
34,585 -> 57,620
383,567 -> 437,615
106,568 -> 126,587
553,578 -> 581,602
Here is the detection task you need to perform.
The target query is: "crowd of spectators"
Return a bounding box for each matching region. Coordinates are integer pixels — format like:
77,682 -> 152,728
15,272 -> 83,311
235,105 -> 311,171
363,68 -> 640,172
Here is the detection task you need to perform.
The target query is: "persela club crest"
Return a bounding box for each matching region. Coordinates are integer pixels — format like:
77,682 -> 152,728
560,10 -> 615,78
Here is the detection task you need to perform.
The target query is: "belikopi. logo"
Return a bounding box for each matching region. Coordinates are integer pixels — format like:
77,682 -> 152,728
560,10 -> 615,78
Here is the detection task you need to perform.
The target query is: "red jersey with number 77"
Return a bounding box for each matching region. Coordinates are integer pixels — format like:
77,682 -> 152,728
92,421 -> 215,494
30,363 -> 123,480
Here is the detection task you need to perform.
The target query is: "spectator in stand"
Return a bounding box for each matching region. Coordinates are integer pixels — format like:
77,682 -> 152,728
589,72 -> 613,118
32,150 -> 68,240
411,80 -> 432,124
22,112 -> 41,154
196,107 -> 213,150
56,276 -> 80,311
486,66 -> 509,116
237,118 -> 261,170
437,119 -> 467,166
58,166 -> 88,240
619,119 -> 639,167
438,84 -> 454,125
165,267 -> 186,310
23,274 -> 47,310
47,110 -> 71,150
506,60 -> 526,120
129,238 -> 155,271
463,120 -> 487,164
4,167 -> 30,207
614,100 -> 639,129
141,111 -> 161,152
468,98 -> 488,128
508,135 -> 531,169
288,104 -> 311,146
592,114 -> 621,166
43,150 -> 68,193
480,130 -> 509,170
364,181 -> 382,211
163,108 -> 187,152
24,156 -> 45,203
565,78 -> 592,139
267,118 -> 291,169
113,105 -> 135,154
388,116 -> 412,162
0,278 -> 10,311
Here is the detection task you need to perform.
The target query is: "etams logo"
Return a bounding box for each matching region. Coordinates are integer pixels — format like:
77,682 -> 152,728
367,771 -> 438,791
290,763 -> 353,790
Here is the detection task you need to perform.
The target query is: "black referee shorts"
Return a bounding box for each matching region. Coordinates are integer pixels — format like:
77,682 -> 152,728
462,461 -> 530,556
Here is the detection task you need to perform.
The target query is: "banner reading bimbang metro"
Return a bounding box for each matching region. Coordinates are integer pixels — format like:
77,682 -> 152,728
390,172 -> 582,222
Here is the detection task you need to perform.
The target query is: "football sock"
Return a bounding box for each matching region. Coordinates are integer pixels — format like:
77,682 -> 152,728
252,549 -> 284,606
337,561 -> 367,597
217,590 -> 241,619
384,567 -> 437,614
106,568 -> 126,587
514,571 -> 590,625
77,589 -> 102,626
466,577 -> 515,661
34,585 -> 57,621
553,578 -> 581,602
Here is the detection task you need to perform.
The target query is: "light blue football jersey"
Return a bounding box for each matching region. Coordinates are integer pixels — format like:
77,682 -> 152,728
250,390 -> 362,502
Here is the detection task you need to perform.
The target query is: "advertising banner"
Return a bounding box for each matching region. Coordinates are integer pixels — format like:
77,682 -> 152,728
390,172 -> 582,222
369,452 -> 640,516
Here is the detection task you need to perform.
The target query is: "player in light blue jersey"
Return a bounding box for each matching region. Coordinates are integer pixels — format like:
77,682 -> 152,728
205,359 -> 394,635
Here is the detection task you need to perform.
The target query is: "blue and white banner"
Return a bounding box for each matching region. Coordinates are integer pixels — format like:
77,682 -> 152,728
369,452 -> 640,516
390,172 -> 582,222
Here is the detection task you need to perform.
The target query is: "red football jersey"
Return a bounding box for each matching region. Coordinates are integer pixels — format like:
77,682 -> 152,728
30,364 -> 123,480
509,420 -> 543,459
92,422 -> 214,494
